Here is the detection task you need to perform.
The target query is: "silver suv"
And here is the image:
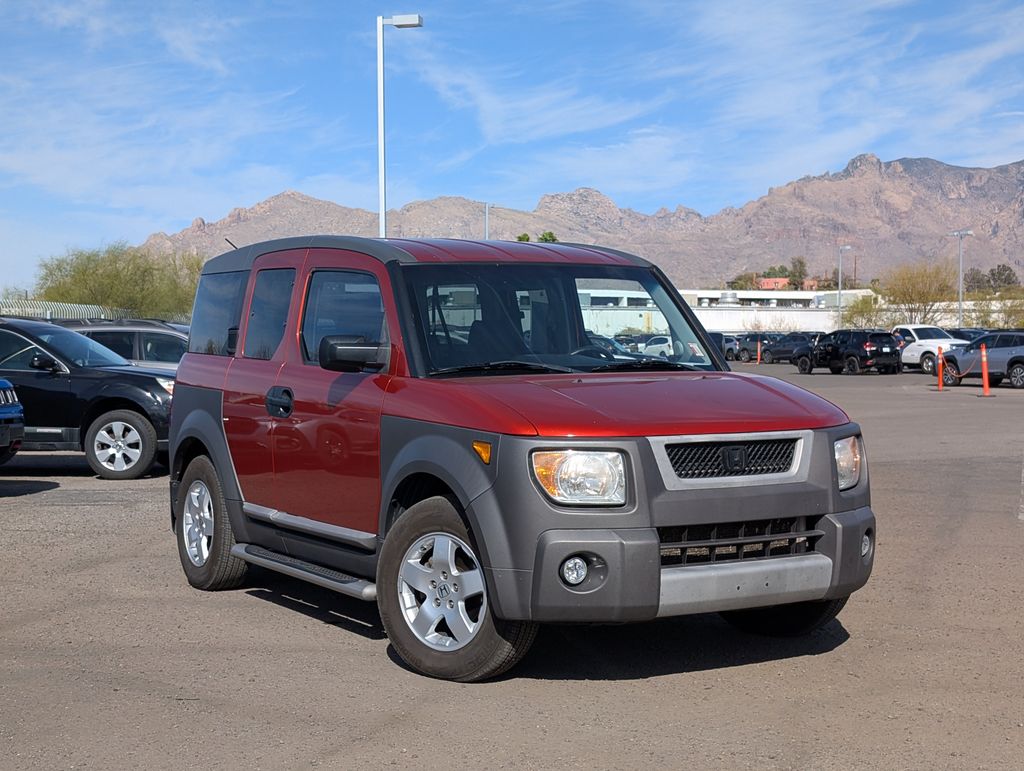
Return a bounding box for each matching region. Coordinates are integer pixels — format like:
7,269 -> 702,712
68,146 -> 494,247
56,320 -> 187,372
942,331 -> 1024,388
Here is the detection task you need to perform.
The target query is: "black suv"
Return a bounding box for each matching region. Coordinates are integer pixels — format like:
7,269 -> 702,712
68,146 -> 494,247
736,333 -> 782,362
0,318 -> 174,479
761,332 -> 822,364
793,329 -> 901,375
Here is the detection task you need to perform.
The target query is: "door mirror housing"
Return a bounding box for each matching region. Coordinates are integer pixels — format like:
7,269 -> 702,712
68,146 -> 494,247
318,336 -> 386,373
29,352 -> 60,372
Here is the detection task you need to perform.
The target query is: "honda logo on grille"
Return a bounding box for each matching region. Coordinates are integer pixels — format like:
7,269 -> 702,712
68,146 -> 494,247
721,445 -> 748,473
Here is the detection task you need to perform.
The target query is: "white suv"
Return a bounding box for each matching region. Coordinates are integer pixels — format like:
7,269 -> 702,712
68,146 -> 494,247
892,324 -> 969,375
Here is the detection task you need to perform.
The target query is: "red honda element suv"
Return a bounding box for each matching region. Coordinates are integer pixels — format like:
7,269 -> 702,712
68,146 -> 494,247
170,237 -> 875,681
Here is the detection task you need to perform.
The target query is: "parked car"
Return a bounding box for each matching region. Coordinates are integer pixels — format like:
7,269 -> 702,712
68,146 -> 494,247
0,378 -> 24,465
586,332 -> 637,360
892,324 -> 969,374
641,334 -> 673,357
0,318 -> 174,479
169,235 -> 874,682
55,319 -> 188,371
942,330 -> 1024,388
943,327 -> 988,342
761,332 -> 819,364
708,332 -> 739,361
736,333 -> 782,362
793,329 -> 902,375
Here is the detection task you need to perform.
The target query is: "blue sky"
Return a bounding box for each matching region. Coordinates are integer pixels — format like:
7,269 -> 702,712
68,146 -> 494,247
2,0 -> 1024,290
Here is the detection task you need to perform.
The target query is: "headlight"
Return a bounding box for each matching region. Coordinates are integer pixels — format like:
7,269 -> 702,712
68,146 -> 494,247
531,450 -> 626,506
156,377 -> 175,396
834,436 -> 862,491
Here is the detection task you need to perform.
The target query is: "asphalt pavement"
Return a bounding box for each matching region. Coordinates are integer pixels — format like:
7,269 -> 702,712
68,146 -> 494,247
2,365 -> 1023,769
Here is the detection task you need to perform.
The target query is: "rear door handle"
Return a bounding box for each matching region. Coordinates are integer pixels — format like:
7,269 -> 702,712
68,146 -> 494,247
265,386 -> 293,418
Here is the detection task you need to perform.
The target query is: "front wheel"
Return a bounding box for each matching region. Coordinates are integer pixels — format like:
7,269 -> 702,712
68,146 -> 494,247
920,352 -> 936,375
377,496 -> 538,682
762,350 -> 774,364
796,355 -> 813,374
739,349 -> 751,362
84,409 -> 157,480
942,361 -> 961,386
725,349 -> 735,361
720,596 -> 849,637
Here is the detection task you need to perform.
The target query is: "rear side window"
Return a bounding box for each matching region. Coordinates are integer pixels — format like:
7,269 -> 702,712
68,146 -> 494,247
189,271 -> 248,355
141,332 -> 187,363
869,333 -> 897,346
301,271 -> 387,363
88,330 -> 136,359
243,269 -> 295,360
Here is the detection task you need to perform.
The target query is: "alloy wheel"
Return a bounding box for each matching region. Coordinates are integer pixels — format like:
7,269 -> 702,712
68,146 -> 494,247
93,420 -> 142,472
181,480 -> 215,567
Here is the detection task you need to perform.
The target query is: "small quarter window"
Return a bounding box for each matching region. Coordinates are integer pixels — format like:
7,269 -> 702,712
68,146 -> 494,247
189,271 -> 248,356
243,269 -> 295,360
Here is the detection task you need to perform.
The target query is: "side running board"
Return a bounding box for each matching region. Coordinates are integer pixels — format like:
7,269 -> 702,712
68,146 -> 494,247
231,543 -> 377,601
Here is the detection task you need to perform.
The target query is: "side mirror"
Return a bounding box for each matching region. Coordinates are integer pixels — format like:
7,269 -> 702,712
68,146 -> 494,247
29,352 -> 60,372
319,335 -> 386,373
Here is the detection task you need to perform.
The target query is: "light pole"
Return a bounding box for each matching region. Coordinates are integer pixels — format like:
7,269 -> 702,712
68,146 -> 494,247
837,244 -> 852,325
377,13 -> 423,238
950,229 -> 973,326
484,202 -> 490,239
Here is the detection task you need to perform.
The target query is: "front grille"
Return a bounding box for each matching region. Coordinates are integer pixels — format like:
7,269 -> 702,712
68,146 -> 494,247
658,517 -> 822,567
0,389 -> 17,405
665,438 -> 797,479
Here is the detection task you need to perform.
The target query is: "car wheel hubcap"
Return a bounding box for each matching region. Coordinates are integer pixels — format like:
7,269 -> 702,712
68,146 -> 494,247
182,480 -> 214,567
397,532 -> 487,651
93,421 -> 142,472
1012,367 -> 1024,387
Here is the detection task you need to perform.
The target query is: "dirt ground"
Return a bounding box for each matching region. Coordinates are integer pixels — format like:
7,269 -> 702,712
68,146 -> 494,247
2,366 -> 1022,770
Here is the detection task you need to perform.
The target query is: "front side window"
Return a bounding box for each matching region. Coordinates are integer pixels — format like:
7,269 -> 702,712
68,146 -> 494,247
914,327 -> 952,340
301,271 -> 387,364
243,269 -> 295,360
401,263 -> 715,376
35,328 -> 128,367
0,330 -> 45,371
189,271 -> 248,356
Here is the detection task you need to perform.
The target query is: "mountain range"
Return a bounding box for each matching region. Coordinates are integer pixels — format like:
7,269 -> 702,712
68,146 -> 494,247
142,153 -> 1024,287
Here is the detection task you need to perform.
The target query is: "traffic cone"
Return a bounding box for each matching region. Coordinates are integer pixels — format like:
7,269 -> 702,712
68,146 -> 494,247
980,343 -> 994,397
936,346 -> 944,391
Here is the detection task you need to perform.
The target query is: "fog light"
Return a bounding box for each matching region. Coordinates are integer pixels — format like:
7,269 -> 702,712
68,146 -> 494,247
561,556 -> 588,586
861,533 -> 872,557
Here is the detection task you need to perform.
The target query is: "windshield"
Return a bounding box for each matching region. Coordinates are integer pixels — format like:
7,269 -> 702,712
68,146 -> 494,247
401,263 -> 717,376
36,328 -> 130,367
915,327 -> 952,340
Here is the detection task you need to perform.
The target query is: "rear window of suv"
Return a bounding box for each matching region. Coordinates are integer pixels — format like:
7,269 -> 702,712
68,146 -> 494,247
189,271 -> 248,356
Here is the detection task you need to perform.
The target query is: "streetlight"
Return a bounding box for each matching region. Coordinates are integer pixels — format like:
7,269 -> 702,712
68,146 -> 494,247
837,244 -> 852,325
950,229 -> 973,326
377,13 -> 423,238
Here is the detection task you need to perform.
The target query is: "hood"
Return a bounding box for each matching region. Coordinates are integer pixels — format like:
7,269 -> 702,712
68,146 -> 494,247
385,371 -> 849,437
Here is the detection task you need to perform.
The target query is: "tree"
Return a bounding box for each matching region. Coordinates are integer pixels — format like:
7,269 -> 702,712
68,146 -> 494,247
963,267 -> 990,294
516,233 -> 531,242
762,264 -> 789,278
727,272 -> 760,290
880,261 -> 956,324
35,243 -> 204,317
843,293 -> 893,329
537,231 -> 559,243
788,257 -> 808,286
989,263 -> 1020,290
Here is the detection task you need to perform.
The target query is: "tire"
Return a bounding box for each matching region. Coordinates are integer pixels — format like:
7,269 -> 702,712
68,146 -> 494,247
762,350 -> 774,364
377,496 -> 538,682
175,455 -> 248,591
84,409 -> 157,480
843,356 -> 861,375
829,363 -> 843,375
1009,363 -> 1024,389
720,596 -> 849,637
0,447 -> 17,465
796,355 -> 812,375
725,349 -> 735,361
942,361 -> 961,386
920,352 -> 936,375
739,349 -> 751,363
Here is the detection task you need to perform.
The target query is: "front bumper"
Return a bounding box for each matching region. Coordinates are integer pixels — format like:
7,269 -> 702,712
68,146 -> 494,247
515,507 -> 874,622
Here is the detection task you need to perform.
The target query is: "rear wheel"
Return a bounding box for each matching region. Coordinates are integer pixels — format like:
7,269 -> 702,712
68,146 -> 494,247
762,350 -> 774,364
1009,363 -> 1024,389
720,597 -> 849,637
377,496 -> 538,682
725,349 -> 735,361
175,455 -> 248,590
739,349 -> 751,362
796,355 -> 813,374
84,409 -> 157,480
920,352 -> 936,375
844,356 -> 861,375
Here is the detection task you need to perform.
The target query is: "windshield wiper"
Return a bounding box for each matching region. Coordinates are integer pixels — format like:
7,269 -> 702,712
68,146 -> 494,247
589,359 -> 701,373
428,360 -> 575,377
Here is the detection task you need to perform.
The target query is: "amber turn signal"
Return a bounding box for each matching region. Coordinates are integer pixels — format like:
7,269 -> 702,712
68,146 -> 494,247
472,440 -> 492,465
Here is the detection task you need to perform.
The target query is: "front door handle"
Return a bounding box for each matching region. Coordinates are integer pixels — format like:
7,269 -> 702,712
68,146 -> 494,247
265,386 -> 293,418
